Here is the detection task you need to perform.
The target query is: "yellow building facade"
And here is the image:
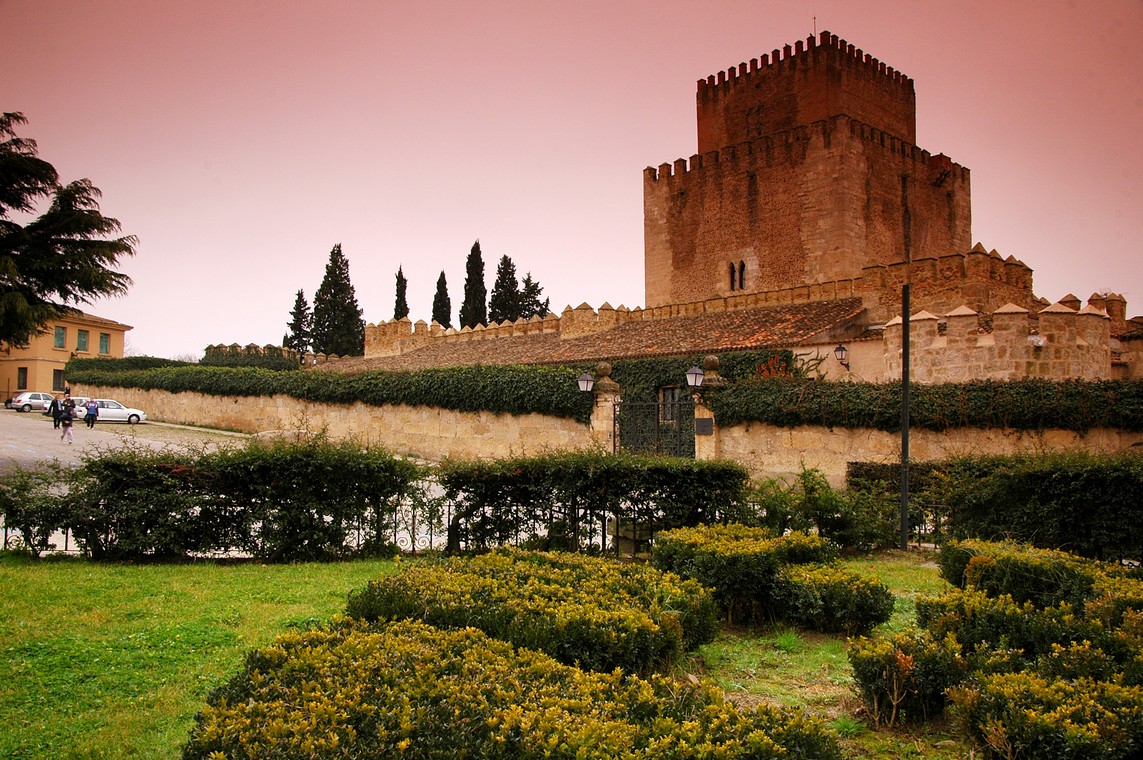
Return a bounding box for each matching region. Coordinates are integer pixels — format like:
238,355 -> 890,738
0,311 -> 132,400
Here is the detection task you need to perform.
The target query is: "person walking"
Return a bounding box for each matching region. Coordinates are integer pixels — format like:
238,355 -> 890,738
47,394 -> 62,429
59,405 -> 75,444
83,398 -> 99,428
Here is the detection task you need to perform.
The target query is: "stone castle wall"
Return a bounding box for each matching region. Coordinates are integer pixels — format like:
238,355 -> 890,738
77,386 -> 591,462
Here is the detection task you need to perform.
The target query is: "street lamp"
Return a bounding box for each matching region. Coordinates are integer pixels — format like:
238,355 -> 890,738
577,372 -> 595,393
833,344 -> 850,371
685,365 -> 705,388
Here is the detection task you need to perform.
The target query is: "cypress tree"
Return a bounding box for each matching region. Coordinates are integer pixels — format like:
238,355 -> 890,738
488,255 -> 522,323
431,271 -> 452,328
282,289 -> 312,357
520,272 -> 550,319
311,243 -> 365,356
458,240 -> 487,329
394,266 -> 410,320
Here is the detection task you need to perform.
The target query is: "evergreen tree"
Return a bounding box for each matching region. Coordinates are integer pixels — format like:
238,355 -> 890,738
520,272 -> 550,319
393,266 -> 409,320
282,289 -> 312,357
488,254 -> 522,323
0,112 -> 135,347
311,243 -> 365,356
458,240 -> 487,329
431,271 -> 452,328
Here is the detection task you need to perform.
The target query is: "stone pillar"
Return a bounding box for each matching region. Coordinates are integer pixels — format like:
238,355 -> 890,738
588,362 -> 621,452
693,355 -> 724,461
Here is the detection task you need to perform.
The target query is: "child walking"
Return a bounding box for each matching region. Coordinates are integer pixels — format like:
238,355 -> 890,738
59,406 -> 75,444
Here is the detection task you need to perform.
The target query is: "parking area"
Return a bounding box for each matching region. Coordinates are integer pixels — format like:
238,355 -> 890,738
0,408 -> 248,472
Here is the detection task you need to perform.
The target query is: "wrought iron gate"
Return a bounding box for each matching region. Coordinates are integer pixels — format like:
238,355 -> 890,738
614,397 -> 696,458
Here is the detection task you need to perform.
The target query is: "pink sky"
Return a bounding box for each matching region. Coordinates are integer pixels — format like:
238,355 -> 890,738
3,0 -> 1141,359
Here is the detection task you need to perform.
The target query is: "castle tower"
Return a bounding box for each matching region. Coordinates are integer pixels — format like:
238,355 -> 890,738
644,31 -> 972,309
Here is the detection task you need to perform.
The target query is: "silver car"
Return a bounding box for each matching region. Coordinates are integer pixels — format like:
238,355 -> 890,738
77,398 -> 147,424
8,391 -> 54,412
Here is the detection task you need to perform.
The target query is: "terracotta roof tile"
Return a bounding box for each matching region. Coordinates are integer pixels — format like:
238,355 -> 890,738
325,298 -> 866,373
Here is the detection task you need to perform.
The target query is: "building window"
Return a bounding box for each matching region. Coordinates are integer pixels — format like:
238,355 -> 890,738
54,326 -> 66,349
17,367 -> 27,390
738,260 -> 746,290
76,329 -> 89,352
99,332 -> 110,354
52,369 -> 65,392
729,263 -> 737,291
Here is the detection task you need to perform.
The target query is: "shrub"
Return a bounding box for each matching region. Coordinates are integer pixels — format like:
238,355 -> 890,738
847,631 -> 968,727
938,539 -> 1104,609
948,672 -> 1143,760
652,524 -> 837,623
184,619 -> 845,759
0,463 -> 72,558
346,548 -> 717,674
775,564 -> 895,634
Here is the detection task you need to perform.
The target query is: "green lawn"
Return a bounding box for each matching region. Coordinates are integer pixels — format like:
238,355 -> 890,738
0,550 -> 972,759
0,554 -> 399,758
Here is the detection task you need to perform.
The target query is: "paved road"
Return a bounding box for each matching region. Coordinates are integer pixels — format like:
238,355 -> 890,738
0,408 -> 248,472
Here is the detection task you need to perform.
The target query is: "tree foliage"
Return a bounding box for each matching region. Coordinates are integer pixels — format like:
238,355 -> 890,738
0,112 -> 135,348
459,239 -> 487,329
488,254 -> 522,323
393,266 -> 409,320
520,272 -> 550,319
310,243 -> 364,356
431,271 -> 452,328
282,289 -> 311,356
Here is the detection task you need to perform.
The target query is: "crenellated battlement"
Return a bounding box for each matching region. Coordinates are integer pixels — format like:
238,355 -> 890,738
644,115 -> 966,186
696,31 -> 913,104
883,298 -> 1117,382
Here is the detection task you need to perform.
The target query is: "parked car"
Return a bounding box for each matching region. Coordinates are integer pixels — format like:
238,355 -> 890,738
7,391 -> 54,412
90,399 -> 147,424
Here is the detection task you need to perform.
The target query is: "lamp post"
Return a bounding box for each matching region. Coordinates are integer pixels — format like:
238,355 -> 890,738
577,372 -> 595,393
833,344 -> 850,371
685,365 -> 705,388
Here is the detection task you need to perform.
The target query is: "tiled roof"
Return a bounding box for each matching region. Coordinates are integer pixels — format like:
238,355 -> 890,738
324,298 -> 866,373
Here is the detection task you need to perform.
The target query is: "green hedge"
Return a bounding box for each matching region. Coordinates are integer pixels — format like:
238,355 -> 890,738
183,619 -> 844,759
346,548 -> 718,674
707,378 -> 1143,433
66,355 -> 192,372
65,363 -> 596,422
651,524 -> 891,632
6,439 -> 423,562
847,631 -> 968,727
948,672 -> 1143,760
437,450 -> 750,554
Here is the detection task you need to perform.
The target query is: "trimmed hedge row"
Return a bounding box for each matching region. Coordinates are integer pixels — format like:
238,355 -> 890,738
183,619 -> 844,759
438,451 -> 750,554
706,377 -> 1143,433
65,363 -> 596,422
346,548 -> 718,675
848,540 -> 1143,757
0,439 -> 423,562
651,524 -> 892,633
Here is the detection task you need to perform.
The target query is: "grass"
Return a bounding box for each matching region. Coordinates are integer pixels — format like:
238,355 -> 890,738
0,549 -> 975,758
0,553 -> 399,758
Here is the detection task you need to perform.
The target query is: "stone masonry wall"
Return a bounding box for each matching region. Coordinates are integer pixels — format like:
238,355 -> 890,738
77,386 -> 591,461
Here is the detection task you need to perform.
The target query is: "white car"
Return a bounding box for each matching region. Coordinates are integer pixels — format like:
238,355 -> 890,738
80,398 -> 147,424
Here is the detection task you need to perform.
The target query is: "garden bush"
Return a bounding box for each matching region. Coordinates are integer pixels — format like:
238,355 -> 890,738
346,547 -> 718,674
774,563 -> 895,634
948,672 -> 1143,760
937,539 -> 1106,609
847,630 -> 968,727
183,619 -> 844,759
0,462 -> 72,558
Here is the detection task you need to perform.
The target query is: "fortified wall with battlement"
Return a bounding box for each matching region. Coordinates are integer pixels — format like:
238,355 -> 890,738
645,31 -> 973,311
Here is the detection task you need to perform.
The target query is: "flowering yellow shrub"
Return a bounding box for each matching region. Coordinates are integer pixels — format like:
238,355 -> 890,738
346,548 -> 718,674
183,619 -> 844,759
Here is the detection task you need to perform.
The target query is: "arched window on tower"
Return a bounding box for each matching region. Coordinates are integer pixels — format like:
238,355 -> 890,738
729,263 -> 737,291
738,261 -> 746,291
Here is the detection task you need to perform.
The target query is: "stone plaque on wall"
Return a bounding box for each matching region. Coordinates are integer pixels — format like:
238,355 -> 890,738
695,418 -> 714,436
